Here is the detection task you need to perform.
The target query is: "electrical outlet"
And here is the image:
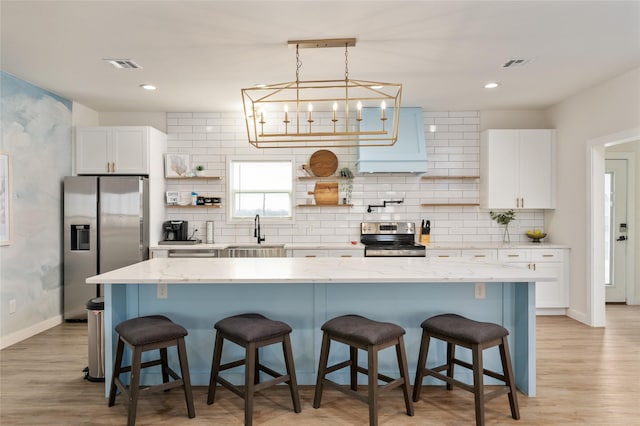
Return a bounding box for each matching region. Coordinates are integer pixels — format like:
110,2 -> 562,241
157,283 -> 168,299
9,299 -> 16,314
474,283 -> 486,299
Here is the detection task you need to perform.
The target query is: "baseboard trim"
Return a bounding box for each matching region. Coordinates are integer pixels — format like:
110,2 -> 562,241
566,308 -> 590,326
0,315 -> 63,350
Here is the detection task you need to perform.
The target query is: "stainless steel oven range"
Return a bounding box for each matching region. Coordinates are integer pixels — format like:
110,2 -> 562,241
360,221 -> 426,257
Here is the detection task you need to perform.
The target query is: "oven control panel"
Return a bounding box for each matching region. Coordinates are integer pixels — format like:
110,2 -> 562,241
361,222 -> 415,235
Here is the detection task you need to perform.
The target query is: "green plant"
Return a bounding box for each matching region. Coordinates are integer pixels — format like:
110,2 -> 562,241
490,210 -> 516,225
339,167 -> 354,203
490,210 -> 516,243
195,165 -> 204,171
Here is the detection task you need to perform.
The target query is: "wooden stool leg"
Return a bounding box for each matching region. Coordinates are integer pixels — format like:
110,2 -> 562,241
160,347 -> 170,384
412,330 -> 430,402
446,341 -> 456,391
245,342 -> 257,426
395,336 -> 414,416
207,332 -> 224,405
108,338 -> 125,407
313,332 -> 331,408
282,334 -> 301,413
177,337 -> 196,419
127,346 -> 143,426
350,345 -> 358,391
254,347 -> 260,385
499,337 -> 520,420
367,345 -> 379,426
472,344 -> 485,426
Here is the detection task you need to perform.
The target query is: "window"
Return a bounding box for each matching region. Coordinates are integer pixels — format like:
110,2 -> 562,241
228,157 -> 294,221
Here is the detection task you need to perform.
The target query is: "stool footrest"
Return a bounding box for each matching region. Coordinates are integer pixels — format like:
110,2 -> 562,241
322,379 -> 369,404
325,360 -> 352,375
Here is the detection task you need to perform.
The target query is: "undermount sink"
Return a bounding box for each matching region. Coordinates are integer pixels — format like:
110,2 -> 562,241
222,244 -> 286,258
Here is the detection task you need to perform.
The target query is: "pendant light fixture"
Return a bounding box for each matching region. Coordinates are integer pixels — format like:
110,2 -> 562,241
241,38 -> 402,148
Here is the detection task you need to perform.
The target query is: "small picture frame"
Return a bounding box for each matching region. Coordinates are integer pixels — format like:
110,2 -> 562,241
165,191 -> 179,205
164,153 -> 191,178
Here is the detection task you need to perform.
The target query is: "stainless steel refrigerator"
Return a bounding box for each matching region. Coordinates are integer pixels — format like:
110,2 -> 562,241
63,176 -> 149,320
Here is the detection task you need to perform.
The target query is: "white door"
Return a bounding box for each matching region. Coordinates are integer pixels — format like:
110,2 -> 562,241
604,159 -> 628,302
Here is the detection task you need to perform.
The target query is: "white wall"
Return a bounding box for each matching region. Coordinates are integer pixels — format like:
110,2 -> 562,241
99,112 -> 166,133
547,67 -> 640,324
480,110 -> 550,130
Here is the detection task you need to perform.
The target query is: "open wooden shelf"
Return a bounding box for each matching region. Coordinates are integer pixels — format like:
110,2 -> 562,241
421,203 -> 480,207
166,204 -> 222,208
298,176 -> 344,180
297,204 -> 353,208
421,175 -> 479,180
165,176 -> 222,180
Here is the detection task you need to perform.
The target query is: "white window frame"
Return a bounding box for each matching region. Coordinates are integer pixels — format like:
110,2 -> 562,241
226,155 -> 296,224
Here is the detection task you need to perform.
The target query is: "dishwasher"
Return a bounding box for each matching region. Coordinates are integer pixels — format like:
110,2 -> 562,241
168,249 -> 218,258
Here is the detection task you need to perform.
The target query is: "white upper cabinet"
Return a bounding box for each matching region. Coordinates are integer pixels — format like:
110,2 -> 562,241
76,127 -> 150,175
480,129 -> 556,209
357,107 -> 427,173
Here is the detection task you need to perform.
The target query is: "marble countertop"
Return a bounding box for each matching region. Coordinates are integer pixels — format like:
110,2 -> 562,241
150,241 -> 567,251
87,257 -> 554,285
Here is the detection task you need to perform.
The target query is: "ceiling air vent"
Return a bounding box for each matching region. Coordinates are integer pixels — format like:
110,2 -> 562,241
502,58 -> 532,68
103,59 -> 143,69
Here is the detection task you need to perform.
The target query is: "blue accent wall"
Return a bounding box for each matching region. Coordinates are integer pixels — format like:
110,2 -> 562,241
0,71 -> 72,346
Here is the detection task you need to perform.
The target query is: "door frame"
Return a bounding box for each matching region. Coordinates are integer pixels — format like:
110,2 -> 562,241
604,153 -> 633,302
587,128 -> 638,326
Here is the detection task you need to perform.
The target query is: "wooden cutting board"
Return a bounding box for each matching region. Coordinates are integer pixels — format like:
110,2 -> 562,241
308,150 -> 338,177
308,182 -> 339,205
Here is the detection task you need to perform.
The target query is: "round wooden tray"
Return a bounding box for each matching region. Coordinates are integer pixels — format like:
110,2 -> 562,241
308,150 -> 338,177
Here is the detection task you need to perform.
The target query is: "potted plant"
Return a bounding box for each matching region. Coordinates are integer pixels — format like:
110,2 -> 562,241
490,209 -> 516,243
194,165 -> 205,177
339,166 -> 354,204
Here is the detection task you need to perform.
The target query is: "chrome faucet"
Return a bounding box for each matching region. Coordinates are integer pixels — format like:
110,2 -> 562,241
254,214 -> 265,244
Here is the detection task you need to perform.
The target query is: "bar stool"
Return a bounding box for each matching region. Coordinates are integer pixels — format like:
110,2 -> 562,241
412,313 -> 520,426
108,315 -> 195,426
313,314 -> 414,426
206,313 -> 301,426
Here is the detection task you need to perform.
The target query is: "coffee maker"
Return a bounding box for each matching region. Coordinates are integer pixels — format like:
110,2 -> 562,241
162,220 -> 188,241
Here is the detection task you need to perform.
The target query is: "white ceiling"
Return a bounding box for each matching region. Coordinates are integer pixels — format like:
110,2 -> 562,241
2,1 -> 640,113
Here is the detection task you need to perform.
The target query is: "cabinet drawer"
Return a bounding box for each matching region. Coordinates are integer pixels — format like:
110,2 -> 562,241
531,249 -> 562,262
460,249 -> 497,261
498,249 -> 531,262
426,250 -> 460,259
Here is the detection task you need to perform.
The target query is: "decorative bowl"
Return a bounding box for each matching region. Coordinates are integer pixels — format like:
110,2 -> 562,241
526,230 -> 547,243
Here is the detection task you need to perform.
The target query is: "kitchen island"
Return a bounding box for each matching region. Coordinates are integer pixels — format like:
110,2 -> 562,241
87,257 -> 553,397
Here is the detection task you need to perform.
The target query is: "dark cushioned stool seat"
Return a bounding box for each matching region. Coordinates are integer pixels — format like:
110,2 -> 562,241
207,313 -> 300,426
116,315 -> 188,346
215,313 -> 292,343
313,315 -> 414,426
413,313 -> 519,426
321,314 -> 405,345
420,314 -> 508,344
109,315 -> 195,426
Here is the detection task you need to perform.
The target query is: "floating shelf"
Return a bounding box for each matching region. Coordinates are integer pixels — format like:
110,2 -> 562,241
166,204 -> 222,208
421,176 -> 479,180
298,176 -> 345,180
165,176 -> 222,180
421,203 -> 480,207
297,204 -> 353,208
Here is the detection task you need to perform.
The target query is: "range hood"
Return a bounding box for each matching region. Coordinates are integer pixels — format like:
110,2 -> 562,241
356,107 -> 427,173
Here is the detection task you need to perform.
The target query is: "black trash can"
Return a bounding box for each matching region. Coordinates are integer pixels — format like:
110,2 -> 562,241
84,297 -> 105,382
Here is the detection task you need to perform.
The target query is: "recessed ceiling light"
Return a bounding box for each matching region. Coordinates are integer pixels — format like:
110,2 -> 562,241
371,85 -> 383,89
140,84 -> 157,91
484,82 -> 500,89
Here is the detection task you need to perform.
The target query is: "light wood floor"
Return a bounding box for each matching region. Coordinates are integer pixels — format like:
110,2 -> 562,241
1,305 -> 639,425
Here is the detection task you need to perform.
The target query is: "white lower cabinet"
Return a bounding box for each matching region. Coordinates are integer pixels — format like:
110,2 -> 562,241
290,249 -> 363,258
498,248 -> 569,314
426,249 -> 497,261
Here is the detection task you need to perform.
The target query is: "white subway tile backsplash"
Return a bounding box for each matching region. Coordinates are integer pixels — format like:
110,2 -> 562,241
165,110 -> 544,246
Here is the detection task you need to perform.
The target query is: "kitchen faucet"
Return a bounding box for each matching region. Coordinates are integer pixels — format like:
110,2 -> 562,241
254,214 -> 265,244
